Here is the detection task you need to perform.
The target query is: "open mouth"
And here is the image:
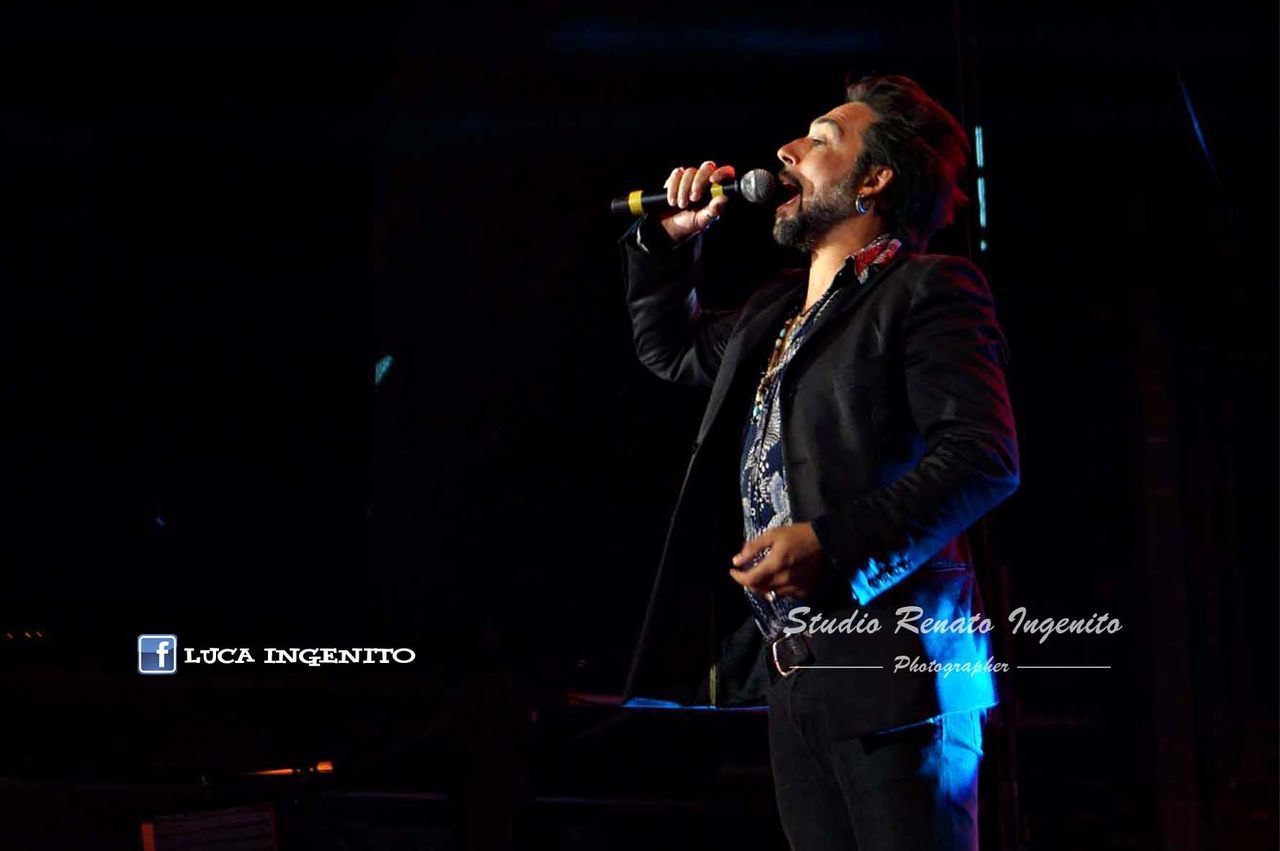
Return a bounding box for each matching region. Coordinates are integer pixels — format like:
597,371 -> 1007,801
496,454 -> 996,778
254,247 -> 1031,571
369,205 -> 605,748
776,188 -> 801,213
774,175 -> 801,212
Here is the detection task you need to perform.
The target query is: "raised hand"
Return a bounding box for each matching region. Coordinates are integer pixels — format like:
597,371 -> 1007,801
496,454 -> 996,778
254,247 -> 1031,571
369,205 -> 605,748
658,160 -> 736,242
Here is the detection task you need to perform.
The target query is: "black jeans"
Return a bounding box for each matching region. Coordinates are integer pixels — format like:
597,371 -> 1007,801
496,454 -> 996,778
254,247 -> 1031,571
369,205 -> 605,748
767,667 -> 985,850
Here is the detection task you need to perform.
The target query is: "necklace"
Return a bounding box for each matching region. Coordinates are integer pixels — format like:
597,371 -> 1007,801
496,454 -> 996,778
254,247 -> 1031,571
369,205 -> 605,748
747,231 -> 901,423
749,288 -> 836,420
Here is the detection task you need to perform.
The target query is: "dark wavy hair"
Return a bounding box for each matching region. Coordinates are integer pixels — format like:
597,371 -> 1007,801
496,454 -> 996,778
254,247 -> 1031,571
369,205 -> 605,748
845,75 -> 970,248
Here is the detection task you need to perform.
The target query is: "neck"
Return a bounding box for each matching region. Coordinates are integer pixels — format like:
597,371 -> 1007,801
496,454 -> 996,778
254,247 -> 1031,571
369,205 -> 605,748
803,214 -> 887,310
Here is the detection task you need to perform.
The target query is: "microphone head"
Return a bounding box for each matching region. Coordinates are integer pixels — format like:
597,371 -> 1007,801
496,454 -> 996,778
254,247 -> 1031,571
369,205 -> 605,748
738,169 -> 777,204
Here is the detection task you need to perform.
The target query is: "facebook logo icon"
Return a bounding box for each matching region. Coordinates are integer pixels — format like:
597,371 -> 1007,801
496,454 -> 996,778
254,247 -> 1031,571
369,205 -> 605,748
138,634 -> 178,674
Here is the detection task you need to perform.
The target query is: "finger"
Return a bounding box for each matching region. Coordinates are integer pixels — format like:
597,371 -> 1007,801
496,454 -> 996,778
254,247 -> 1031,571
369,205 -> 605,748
732,533 -> 773,567
763,566 -> 794,594
700,194 -> 729,223
690,160 -> 716,203
709,164 -> 736,185
729,566 -> 775,595
664,167 -> 682,207
730,551 -> 783,590
677,166 -> 699,208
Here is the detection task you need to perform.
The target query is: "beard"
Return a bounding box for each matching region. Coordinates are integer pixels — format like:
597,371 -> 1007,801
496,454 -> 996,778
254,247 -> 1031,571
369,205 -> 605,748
772,167 -> 863,252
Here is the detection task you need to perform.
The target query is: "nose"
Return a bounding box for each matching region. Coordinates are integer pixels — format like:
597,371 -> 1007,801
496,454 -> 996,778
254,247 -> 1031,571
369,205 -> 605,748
777,138 -> 801,167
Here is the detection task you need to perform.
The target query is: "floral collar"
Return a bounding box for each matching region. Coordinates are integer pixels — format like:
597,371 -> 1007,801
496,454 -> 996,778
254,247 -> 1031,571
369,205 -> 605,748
848,232 -> 904,285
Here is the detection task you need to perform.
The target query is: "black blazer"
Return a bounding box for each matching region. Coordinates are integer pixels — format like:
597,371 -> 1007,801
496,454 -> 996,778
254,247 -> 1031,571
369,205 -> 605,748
619,218 -> 1019,736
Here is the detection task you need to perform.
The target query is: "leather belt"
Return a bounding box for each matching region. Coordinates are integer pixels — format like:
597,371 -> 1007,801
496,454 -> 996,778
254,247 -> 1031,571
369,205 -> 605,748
770,632 -> 815,679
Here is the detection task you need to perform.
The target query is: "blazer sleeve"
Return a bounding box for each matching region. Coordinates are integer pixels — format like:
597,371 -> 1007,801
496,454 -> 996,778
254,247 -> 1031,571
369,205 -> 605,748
809,256 -> 1020,604
620,216 -> 739,389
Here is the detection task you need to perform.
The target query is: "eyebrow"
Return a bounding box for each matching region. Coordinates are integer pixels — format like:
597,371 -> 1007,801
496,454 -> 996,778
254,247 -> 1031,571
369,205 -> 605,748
810,117 -> 844,139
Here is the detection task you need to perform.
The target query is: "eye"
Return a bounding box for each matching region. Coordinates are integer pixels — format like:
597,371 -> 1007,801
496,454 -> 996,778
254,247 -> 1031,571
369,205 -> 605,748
808,137 -> 825,146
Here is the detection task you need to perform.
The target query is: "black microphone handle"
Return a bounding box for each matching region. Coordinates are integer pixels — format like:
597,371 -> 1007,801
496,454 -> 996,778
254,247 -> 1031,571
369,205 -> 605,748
610,179 -> 739,216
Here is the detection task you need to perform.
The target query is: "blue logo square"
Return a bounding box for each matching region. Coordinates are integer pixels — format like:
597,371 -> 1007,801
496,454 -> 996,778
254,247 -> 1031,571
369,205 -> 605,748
138,634 -> 178,674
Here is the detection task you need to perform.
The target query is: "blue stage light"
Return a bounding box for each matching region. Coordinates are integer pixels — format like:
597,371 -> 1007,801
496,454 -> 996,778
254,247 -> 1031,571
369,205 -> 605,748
374,355 -> 394,386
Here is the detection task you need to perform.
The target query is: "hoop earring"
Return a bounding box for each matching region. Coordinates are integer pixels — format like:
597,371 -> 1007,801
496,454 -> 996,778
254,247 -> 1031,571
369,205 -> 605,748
855,195 -> 873,215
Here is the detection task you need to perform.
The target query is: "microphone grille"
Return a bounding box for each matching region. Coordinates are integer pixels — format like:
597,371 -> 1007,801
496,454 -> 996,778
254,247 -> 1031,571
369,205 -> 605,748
739,169 -> 777,204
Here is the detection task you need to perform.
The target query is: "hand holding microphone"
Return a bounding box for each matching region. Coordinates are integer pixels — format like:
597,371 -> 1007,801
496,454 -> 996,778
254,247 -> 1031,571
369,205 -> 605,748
659,161 -> 736,242
610,161 -> 778,243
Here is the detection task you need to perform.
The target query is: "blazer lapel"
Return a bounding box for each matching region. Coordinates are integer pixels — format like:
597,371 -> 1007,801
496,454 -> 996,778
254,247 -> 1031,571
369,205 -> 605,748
788,250 -> 911,364
692,251 -> 911,446
695,280 -> 802,444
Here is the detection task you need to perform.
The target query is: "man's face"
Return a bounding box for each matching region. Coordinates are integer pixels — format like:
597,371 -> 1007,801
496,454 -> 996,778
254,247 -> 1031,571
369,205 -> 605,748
773,101 -> 875,251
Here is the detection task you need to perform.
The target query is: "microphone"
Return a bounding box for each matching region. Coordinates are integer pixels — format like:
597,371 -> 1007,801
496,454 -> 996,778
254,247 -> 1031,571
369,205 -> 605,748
610,168 -> 778,216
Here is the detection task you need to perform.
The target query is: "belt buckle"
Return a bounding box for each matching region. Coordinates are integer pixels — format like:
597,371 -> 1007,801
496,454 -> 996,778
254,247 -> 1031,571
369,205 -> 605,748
771,636 -> 800,678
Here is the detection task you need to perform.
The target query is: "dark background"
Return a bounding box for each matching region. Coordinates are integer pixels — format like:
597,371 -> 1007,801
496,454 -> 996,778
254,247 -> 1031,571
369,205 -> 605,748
2,1 -> 1275,849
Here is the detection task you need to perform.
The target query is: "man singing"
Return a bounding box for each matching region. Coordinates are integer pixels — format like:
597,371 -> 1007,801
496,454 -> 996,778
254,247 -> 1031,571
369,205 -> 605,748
620,75 -> 1019,849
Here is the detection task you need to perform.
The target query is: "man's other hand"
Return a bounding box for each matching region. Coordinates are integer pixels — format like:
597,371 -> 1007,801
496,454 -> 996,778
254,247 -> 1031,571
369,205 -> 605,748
729,522 -> 825,599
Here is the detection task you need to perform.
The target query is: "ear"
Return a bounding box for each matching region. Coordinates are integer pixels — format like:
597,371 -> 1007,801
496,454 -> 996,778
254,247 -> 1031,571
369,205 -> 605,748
860,165 -> 894,199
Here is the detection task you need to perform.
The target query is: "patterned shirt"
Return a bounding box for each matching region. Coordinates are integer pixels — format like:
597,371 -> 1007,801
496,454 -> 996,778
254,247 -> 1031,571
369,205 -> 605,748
738,233 -> 903,640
